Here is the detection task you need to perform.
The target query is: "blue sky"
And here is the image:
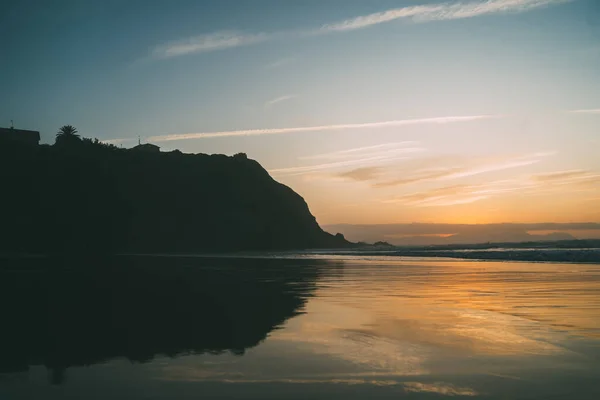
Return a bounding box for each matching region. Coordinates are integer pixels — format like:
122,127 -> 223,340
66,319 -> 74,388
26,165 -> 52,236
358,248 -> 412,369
2,0 -> 599,225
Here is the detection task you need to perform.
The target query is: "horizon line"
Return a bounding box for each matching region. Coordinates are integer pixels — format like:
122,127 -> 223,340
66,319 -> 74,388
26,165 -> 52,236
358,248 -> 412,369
323,222 -> 600,227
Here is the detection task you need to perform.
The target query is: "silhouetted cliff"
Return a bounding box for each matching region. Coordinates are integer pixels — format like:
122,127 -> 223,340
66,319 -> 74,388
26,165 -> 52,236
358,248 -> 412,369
0,140 -> 348,254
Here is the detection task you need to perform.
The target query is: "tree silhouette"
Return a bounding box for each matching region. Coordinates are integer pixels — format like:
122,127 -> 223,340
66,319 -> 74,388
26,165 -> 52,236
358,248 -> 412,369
55,125 -> 81,146
57,125 -> 79,138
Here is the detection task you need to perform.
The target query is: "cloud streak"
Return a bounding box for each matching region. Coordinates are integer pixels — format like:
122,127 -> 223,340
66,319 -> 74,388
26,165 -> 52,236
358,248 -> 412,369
269,156 -> 400,177
569,109 -> 600,114
373,152 -> 555,188
152,0 -> 570,58
338,167 -> 384,182
378,166 -> 599,208
530,169 -> 600,188
145,115 -> 495,142
320,0 -> 569,32
153,31 -> 268,58
383,179 -> 533,207
532,169 -> 591,182
264,94 -> 296,108
300,142 -> 421,160
271,141 -> 425,178
265,57 -> 296,69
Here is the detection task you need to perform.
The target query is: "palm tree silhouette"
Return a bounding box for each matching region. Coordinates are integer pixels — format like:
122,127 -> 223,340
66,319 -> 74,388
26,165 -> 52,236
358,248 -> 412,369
56,125 -> 79,139
55,125 -> 81,146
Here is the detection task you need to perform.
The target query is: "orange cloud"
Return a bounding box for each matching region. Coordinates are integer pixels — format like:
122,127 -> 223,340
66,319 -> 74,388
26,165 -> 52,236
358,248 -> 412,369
337,167 -> 383,182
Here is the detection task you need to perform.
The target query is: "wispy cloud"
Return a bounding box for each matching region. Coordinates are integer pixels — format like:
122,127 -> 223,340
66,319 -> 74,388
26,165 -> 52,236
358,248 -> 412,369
569,109 -> 600,114
380,166 -> 599,208
300,142 -> 421,160
151,1 -> 569,58
265,57 -> 296,69
532,169 -> 590,182
439,151 -> 556,180
373,152 -> 555,188
271,142 -> 424,178
269,156 -> 398,177
144,115 -> 495,142
152,31 -> 268,58
337,167 -> 384,182
319,0 -> 569,32
264,94 -> 296,108
384,179 -> 532,207
530,169 -> 600,187
373,167 -> 460,188
319,5 -> 434,32
384,184 -> 486,207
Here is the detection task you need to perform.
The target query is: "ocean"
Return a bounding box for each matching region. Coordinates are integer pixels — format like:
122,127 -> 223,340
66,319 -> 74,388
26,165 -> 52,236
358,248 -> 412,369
1,254 -> 599,399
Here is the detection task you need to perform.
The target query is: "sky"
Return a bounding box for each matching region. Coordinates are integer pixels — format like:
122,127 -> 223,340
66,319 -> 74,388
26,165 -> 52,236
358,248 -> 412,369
2,0 -> 599,229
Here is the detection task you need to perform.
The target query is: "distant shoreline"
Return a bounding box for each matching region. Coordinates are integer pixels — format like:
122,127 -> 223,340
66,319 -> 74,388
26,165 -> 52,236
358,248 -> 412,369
309,247 -> 600,264
3,246 -> 600,264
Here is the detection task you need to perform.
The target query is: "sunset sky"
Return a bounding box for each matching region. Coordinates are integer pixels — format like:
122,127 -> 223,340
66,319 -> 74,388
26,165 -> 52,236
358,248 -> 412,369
2,0 -> 599,227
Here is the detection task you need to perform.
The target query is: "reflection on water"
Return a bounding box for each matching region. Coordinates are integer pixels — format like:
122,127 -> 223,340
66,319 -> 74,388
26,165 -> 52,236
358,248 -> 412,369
1,255 -> 599,399
0,256 -> 325,383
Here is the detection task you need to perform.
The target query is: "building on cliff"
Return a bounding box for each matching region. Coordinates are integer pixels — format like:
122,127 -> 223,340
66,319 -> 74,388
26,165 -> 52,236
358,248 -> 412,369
0,126 -> 40,146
